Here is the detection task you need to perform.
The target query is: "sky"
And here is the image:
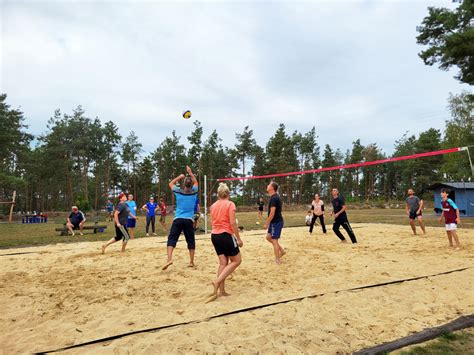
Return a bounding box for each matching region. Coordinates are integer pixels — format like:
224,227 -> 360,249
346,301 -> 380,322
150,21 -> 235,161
1,0 -> 469,158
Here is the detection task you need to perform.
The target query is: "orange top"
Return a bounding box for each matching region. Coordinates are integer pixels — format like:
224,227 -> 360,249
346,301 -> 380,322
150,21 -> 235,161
211,199 -> 236,234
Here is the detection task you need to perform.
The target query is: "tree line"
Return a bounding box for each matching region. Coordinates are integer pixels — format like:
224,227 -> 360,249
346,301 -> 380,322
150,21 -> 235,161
0,91 -> 472,214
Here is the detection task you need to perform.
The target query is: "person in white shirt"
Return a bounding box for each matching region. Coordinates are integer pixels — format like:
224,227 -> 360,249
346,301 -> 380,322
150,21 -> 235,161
309,193 -> 326,234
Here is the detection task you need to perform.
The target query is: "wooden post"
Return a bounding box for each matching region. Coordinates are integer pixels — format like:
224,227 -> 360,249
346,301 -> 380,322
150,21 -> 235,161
9,191 -> 16,222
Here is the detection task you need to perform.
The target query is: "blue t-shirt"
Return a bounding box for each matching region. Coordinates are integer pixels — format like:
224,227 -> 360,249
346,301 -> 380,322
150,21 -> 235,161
126,200 -> 137,219
146,202 -> 157,217
173,186 -> 198,220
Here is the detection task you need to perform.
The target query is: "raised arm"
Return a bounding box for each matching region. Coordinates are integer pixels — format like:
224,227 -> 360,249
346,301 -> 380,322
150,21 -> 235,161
186,166 -> 198,186
169,174 -> 185,190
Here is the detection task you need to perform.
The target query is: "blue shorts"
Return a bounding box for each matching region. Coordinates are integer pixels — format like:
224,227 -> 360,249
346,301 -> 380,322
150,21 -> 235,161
268,220 -> 284,239
127,219 -> 136,228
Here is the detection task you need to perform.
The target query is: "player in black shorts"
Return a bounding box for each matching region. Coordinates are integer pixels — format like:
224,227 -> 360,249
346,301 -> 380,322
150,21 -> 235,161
331,188 -> 357,244
257,197 -> 264,219
206,183 -> 243,303
405,189 -> 426,235
101,193 -> 137,253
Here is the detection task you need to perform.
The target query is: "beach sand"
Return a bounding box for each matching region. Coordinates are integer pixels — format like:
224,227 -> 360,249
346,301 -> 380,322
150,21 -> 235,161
0,223 -> 472,354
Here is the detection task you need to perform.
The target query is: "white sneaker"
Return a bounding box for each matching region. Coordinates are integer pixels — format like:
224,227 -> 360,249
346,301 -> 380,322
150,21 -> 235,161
80,232 -> 84,236
152,233 -> 157,236
71,232 -> 75,237
146,233 -> 149,236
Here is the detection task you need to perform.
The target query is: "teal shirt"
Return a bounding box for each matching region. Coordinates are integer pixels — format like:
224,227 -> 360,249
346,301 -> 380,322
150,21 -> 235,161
173,186 -> 198,220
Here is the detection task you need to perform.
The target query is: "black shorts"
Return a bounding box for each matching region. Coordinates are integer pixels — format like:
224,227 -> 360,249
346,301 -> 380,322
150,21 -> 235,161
167,218 -> 195,249
72,222 -> 81,230
409,211 -> 422,220
115,225 -> 130,242
258,207 -> 263,212
211,232 -> 240,257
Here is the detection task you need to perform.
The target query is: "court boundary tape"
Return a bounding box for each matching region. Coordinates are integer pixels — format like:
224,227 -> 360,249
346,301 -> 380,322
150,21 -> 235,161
35,266 -> 472,354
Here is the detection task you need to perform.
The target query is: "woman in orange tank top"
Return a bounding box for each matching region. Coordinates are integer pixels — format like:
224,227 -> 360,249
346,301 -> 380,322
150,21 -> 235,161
206,183 -> 243,303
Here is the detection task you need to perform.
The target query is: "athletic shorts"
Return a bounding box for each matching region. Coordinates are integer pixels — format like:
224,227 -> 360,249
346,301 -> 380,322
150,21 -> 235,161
409,211 -> 422,220
268,220 -> 284,239
71,222 -> 81,230
167,218 -> 195,249
445,223 -> 457,231
258,207 -> 264,212
115,225 -> 130,242
159,215 -> 166,223
211,232 -> 240,257
127,219 -> 136,228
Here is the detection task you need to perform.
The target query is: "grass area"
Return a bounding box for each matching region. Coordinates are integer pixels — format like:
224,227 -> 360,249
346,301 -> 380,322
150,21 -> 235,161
0,207 -> 472,249
394,328 -> 474,354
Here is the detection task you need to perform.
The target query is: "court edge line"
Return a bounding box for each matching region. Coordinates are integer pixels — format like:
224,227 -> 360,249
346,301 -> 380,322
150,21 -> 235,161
35,266 -> 472,354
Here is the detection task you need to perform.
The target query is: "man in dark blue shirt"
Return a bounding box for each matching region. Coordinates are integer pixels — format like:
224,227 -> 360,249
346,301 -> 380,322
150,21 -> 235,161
66,206 -> 86,236
331,188 -> 357,244
264,181 -> 286,264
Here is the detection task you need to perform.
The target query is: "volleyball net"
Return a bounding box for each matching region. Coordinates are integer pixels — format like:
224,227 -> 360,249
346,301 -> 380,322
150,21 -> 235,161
217,146 -> 469,182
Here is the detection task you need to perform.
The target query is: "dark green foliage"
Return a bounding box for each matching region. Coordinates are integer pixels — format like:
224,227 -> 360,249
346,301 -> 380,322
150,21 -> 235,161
416,1 -> 474,84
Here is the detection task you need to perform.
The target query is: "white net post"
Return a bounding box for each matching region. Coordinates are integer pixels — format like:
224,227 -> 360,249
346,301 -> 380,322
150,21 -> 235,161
204,175 -> 208,236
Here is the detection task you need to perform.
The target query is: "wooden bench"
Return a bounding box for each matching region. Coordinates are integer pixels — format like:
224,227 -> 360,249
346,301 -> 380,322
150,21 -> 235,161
55,222 -> 107,236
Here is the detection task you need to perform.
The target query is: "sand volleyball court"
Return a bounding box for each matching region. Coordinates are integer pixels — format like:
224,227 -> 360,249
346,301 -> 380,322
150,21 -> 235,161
0,223 -> 472,353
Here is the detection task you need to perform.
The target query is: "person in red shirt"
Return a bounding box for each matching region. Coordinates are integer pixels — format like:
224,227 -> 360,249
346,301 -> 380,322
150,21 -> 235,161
439,189 -> 461,250
158,197 -> 167,230
206,183 -> 243,303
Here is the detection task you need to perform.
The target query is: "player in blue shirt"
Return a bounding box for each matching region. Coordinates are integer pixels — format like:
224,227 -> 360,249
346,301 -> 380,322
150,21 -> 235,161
162,166 -> 198,270
142,197 -> 158,236
125,194 -> 137,239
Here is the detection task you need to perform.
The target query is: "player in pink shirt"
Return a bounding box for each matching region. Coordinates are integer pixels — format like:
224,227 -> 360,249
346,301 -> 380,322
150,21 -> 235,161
206,183 -> 243,303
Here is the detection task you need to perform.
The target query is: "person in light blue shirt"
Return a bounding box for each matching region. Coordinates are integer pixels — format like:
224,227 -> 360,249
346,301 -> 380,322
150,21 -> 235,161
162,165 -> 198,270
125,194 -> 138,239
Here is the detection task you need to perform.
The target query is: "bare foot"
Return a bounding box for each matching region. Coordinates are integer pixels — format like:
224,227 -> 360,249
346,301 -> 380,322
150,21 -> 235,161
162,261 -> 173,270
280,249 -> 286,258
275,259 -> 282,265
101,245 -> 106,254
455,246 -> 461,251
341,240 -> 348,243
219,291 -> 231,297
188,262 -> 195,268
